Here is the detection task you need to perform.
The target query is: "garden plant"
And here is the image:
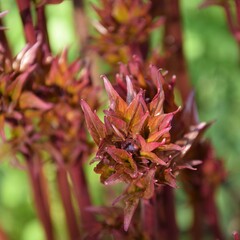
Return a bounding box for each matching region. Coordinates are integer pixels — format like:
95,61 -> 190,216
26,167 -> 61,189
0,0 -> 240,239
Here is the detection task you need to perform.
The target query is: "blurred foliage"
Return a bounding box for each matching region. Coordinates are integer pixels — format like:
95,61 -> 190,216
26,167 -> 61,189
0,0 -> 240,239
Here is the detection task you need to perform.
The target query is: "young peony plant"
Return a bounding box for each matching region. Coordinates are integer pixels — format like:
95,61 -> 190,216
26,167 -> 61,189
81,66 -> 195,231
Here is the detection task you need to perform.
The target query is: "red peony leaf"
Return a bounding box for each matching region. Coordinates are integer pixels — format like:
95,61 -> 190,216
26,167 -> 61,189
142,168 -> 156,199
147,127 -> 171,142
126,91 -> 147,129
140,151 -> 167,166
137,134 -> 162,152
126,75 -> 136,104
106,115 -> 127,135
102,75 -> 127,115
159,143 -> 182,152
81,100 -> 105,145
148,109 -> 179,134
123,196 -> 139,231
106,146 -> 137,178
163,169 -> 177,188
149,65 -> 163,89
19,91 -> 53,110
149,89 -> 164,116
130,111 -> 149,134
7,71 -> 29,102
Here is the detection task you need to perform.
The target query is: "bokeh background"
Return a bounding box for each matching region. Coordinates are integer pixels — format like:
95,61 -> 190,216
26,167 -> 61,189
0,0 -> 240,239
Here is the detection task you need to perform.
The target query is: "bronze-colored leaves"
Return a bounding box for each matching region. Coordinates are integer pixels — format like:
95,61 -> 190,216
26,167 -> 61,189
81,100 -> 105,145
82,69 -> 183,230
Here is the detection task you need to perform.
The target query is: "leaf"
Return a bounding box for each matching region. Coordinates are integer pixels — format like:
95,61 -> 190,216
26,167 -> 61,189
112,0 -> 130,24
131,111 -> 149,134
19,91 -> 53,110
106,115 -> 127,135
102,75 -> 127,114
124,196 -> 139,231
140,151 -> 167,166
147,127 -> 171,142
137,134 -> 162,152
142,168 -> 156,199
126,91 -> 147,129
149,89 -> 164,116
163,169 -> 177,188
81,100 -> 106,145
7,72 -> 29,102
105,146 -> 137,178
104,171 -> 125,185
19,40 -> 41,71
149,65 -> 163,89
126,75 -> 136,104
159,143 -> 182,151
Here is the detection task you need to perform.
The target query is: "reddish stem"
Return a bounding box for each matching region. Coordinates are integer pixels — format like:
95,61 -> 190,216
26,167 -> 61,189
156,187 -> 179,240
36,5 -> 50,53
141,198 -> 157,239
15,0 -> 36,44
0,19 -> 12,59
0,226 -> 8,240
162,0 -> 192,102
69,161 -> 96,233
57,167 -> 81,240
192,199 -> 203,240
26,160 -> 55,240
233,231 -> 240,240
223,2 -> 236,35
206,194 -> 224,240
162,186 -> 179,240
235,0 -> 240,27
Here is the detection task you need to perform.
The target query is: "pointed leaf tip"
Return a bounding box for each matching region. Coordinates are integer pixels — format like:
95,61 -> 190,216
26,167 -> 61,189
124,197 -> 139,231
126,75 -> 136,104
81,100 -> 105,145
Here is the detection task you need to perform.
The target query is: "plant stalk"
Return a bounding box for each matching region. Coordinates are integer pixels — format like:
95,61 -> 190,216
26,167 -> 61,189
69,161 -> 96,233
36,5 -> 50,53
57,166 -> 81,240
26,160 -> 55,240
162,0 -> 192,102
16,0 -> 36,44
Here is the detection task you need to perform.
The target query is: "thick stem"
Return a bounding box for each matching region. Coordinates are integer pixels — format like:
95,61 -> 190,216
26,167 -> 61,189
15,0 -> 36,44
192,199 -> 203,240
69,161 -> 96,233
0,19 -> 12,60
235,0 -> 240,27
57,167 -> 81,240
156,187 -> 179,240
36,6 -> 50,53
26,160 -> 55,240
141,198 -> 157,240
72,0 -> 87,50
162,186 -> 179,240
162,0 -> 192,102
223,2 -> 236,35
206,194 -> 224,240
